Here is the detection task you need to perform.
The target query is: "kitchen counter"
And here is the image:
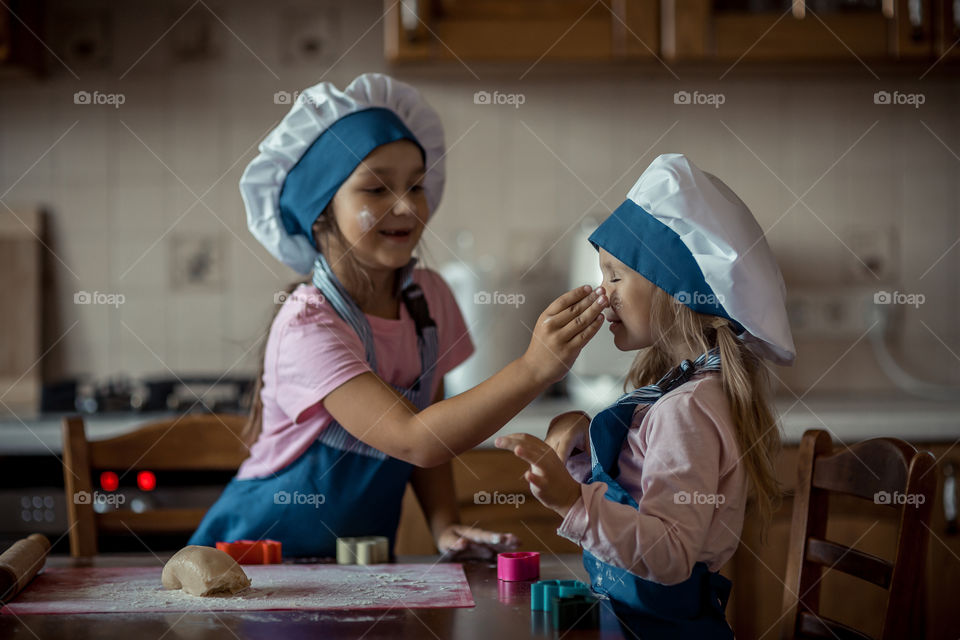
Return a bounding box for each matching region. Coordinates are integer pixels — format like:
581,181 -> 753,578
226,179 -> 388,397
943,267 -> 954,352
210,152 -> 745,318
478,393 -> 960,448
0,412 -> 180,456
1,394 -> 958,457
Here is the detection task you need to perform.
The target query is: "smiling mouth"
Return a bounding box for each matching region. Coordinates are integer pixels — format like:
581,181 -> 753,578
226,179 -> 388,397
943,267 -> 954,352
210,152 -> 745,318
378,229 -> 414,239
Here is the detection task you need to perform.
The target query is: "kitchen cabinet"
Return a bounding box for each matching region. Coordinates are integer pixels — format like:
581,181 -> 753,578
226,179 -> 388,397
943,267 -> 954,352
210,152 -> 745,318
0,1 -> 46,77
663,0 -> 935,61
385,0 -> 958,64
0,9 -> 7,62
384,0 -> 660,63
935,0 -> 960,58
397,442 -> 959,638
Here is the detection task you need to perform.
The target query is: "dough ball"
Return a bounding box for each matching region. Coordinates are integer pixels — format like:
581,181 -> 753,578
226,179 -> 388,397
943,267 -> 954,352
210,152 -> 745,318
161,545 -> 251,596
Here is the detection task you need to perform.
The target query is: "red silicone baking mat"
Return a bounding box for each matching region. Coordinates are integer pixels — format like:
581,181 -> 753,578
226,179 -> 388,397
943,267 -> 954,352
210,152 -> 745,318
1,563 -> 475,614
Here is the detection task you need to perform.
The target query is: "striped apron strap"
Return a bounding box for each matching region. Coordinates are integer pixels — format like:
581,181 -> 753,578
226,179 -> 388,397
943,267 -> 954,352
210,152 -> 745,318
589,347 -> 722,476
311,254 -> 439,460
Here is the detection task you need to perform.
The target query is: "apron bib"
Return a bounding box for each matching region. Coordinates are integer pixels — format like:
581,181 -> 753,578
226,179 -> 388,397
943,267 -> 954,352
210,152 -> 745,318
582,350 -> 734,640
190,263 -> 439,558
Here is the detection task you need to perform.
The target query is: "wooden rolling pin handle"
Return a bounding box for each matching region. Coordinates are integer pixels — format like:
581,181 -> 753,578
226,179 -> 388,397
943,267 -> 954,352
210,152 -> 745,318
0,533 -> 51,603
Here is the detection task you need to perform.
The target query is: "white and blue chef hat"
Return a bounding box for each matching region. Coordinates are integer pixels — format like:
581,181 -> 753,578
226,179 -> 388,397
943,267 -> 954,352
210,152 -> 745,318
240,73 -> 446,274
589,153 -> 795,365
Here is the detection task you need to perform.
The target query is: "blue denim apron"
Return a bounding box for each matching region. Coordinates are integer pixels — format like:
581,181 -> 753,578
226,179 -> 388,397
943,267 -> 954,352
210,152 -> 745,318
190,260 -> 438,558
582,350 -> 734,639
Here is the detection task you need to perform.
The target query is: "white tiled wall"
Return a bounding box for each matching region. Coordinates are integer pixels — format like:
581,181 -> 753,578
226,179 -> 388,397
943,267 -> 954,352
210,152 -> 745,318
2,0 -> 958,395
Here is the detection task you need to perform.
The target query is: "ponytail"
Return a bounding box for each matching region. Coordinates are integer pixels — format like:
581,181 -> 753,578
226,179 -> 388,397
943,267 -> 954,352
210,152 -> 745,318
713,318 -> 782,532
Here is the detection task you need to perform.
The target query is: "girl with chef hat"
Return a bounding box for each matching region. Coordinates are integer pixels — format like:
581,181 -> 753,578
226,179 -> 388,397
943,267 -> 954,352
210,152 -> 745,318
497,154 -> 795,638
189,73 -> 609,559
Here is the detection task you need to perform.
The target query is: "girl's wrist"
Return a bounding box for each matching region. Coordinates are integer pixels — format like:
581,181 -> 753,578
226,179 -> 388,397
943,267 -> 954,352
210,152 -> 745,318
432,516 -> 459,542
555,478 -> 582,518
548,410 -> 591,428
515,354 -> 552,389
556,493 -> 580,518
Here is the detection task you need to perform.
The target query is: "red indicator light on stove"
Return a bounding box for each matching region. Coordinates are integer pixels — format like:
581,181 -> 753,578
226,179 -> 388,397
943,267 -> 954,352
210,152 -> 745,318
137,470 -> 156,492
100,471 -> 119,492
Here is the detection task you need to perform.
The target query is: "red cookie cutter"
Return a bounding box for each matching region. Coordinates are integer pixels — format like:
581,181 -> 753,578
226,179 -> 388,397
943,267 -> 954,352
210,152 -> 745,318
497,551 -> 540,581
216,539 -> 282,564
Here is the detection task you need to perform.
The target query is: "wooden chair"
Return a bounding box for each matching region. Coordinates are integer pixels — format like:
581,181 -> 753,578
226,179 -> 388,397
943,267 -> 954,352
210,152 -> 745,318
780,429 -> 936,640
62,413 -> 250,558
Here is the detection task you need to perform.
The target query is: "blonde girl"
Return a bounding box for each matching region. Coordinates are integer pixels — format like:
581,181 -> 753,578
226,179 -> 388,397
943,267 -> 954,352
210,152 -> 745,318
498,153 -> 794,638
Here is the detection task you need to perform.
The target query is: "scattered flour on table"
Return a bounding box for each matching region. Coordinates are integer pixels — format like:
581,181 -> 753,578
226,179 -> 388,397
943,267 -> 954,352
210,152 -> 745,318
26,565 -> 459,612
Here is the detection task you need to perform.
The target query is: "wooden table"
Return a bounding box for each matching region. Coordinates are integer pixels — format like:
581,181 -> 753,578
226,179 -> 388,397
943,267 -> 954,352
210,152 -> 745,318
0,553 -> 629,639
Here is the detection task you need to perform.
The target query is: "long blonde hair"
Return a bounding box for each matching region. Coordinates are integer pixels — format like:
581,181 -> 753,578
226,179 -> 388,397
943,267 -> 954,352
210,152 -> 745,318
627,287 -> 782,530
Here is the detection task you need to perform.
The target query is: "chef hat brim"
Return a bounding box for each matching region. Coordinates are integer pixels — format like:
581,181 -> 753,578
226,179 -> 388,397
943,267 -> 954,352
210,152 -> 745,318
590,153 -> 795,366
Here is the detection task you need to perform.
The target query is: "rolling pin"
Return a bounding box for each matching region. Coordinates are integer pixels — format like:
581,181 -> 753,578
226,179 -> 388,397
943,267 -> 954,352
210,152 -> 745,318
0,533 -> 51,603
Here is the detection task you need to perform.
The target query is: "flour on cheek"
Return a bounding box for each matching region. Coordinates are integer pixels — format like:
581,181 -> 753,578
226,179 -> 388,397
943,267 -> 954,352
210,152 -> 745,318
610,292 -> 623,312
357,208 -> 377,233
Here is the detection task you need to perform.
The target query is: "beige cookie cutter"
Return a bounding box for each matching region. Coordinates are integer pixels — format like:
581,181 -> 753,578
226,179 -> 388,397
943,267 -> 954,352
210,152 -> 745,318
336,536 -> 389,565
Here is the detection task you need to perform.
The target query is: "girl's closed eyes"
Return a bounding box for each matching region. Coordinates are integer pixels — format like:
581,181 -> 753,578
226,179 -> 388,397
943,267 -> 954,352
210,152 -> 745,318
599,251 -> 657,351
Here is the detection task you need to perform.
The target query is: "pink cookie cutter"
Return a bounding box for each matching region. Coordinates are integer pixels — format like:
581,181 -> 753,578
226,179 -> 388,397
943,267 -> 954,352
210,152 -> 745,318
497,551 -> 540,581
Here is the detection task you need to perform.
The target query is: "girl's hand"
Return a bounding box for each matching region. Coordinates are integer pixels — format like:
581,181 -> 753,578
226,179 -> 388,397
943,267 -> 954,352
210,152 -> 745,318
495,433 -> 582,518
521,286 -> 606,385
437,524 -> 519,561
545,411 -> 591,462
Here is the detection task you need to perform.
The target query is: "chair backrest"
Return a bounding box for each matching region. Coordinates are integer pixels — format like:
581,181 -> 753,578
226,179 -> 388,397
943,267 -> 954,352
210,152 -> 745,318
780,429 -> 936,640
62,413 -> 250,557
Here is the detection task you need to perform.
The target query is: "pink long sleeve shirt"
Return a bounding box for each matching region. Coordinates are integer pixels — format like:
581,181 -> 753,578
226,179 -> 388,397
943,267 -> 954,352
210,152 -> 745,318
559,372 -> 748,586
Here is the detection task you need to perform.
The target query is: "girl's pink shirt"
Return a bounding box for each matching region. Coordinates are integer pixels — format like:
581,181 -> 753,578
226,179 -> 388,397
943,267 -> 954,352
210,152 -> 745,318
559,373 -> 749,585
237,269 -> 475,479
